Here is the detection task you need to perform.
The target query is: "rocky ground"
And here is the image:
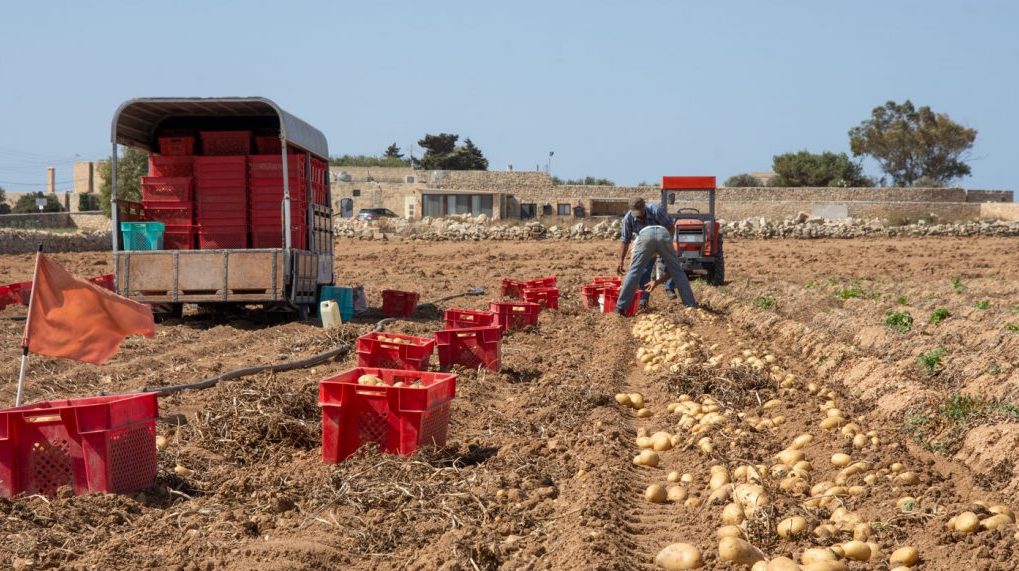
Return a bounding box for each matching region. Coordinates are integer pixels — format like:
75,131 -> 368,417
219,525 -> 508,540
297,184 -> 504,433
0,237 -> 1018,570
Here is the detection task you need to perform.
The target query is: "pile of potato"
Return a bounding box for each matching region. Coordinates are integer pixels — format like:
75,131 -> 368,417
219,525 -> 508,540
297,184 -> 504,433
376,335 -> 413,344
631,315 -> 705,373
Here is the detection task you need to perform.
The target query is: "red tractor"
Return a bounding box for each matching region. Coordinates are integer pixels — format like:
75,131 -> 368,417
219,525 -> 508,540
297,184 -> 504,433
661,176 -> 724,285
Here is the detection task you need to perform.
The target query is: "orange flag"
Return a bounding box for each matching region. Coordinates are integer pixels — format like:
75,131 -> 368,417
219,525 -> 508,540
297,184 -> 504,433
21,254 -> 155,365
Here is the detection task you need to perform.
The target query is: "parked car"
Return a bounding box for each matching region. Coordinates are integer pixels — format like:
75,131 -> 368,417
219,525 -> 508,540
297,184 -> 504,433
357,208 -> 398,221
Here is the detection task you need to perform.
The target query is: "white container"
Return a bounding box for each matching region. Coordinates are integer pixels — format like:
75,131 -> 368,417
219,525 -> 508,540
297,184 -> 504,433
320,300 -> 343,328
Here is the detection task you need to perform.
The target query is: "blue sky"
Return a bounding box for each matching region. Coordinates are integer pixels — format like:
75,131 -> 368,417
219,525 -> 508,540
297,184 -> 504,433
1,1 -> 1016,193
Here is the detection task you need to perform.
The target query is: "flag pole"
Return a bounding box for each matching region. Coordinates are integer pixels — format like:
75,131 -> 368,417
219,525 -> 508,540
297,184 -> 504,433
16,245 -> 43,407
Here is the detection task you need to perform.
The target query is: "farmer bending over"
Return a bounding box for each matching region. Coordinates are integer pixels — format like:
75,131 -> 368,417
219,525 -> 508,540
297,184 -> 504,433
616,197 -> 696,314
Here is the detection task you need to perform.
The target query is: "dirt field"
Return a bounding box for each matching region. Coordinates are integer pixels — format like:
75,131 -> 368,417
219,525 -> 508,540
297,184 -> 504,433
1,237 -> 1018,570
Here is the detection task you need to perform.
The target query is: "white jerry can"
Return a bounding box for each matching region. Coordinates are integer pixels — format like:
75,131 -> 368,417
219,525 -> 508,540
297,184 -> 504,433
320,300 -> 343,328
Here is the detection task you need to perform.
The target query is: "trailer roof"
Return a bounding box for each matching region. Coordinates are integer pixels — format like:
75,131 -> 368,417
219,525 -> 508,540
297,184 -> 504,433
111,97 -> 328,158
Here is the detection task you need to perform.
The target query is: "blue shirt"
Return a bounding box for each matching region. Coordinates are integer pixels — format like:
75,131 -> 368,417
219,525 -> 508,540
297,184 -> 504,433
620,203 -> 672,243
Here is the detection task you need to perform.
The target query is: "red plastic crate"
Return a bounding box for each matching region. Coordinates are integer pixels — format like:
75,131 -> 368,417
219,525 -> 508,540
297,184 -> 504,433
0,393 -> 158,498
141,177 -> 192,202
601,286 -> 644,316
8,281 -> 33,305
196,191 -> 247,209
581,284 -> 609,309
489,301 -> 541,331
526,276 -> 557,288
144,201 -> 193,226
500,278 -> 525,299
199,130 -> 251,155
198,225 -> 248,249
158,136 -> 194,156
382,290 -> 420,317
522,286 -> 559,310
592,276 -> 622,286
356,332 -> 436,370
319,368 -> 457,463
250,227 -> 307,249
148,156 -> 193,177
0,286 -> 18,311
194,156 -> 247,179
162,225 -> 195,250
435,326 -> 501,371
443,308 -> 497,330
86,274 -> 115,291
248,155 -> 307,178
254,135 -> 282,154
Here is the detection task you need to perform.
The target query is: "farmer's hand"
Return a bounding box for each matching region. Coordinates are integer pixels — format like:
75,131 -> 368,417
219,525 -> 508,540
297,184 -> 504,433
645,281 -> 658,293
616,263 -> 625,275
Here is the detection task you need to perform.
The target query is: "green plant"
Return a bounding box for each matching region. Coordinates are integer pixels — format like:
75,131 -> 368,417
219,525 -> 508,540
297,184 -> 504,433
12,192 -> 63,213
1006,323 -> 1019,333
823,278 -> 839,286
929,307 -> 951,324
753,295 -> 775,310
804,280 -> 817,289
885,310 -> 914,332
836,287 -> 866,300
974,300 -> 990,310
723,173 -> 763,187
917,347 -> 946,375
950,277 -> 965,293
895,295 -> 909,306
770,150 -> 873,187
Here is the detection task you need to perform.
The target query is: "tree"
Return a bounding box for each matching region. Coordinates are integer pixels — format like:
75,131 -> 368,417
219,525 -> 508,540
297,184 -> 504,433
0,186 -> 10,215
12,192 -> 63,213
723,173 -> 763,187
770,151 -> 873,187
413,133 -> 488,170
384,143 -> 404,159
849,100 -> 977,186
98,147 -> 149,217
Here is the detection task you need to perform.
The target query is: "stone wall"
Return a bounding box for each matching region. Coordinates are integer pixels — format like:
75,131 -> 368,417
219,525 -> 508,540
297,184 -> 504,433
0,212 -> 75,229
70,213 -> 112,232
980,203 -> 1019,221
0,229 -> 111,254
324,168 -> 1015,223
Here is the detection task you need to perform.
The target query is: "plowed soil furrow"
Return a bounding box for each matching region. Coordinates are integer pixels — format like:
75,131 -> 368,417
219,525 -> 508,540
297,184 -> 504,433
1,238 -> 1018,570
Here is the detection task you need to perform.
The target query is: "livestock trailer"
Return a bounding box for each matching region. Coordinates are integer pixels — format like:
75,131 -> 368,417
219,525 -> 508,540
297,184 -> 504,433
110,97 -> 334,319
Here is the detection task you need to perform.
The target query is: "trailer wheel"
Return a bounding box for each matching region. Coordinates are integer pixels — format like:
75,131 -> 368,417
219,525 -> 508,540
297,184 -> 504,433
151,303 -> 183,323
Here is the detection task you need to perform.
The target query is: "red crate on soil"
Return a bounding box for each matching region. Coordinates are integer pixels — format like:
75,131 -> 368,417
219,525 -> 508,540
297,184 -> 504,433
198,225 -> 248,249
199,131 -> 251,155
592,276 -> 622,286
435,326 -> 501,371
86,274 -> 115,291
522,286 -> 559,310
443,308 -> 497,330
600,286 -> 643,316
8,281 -> 33,304
356,332 -> 436,370
0,393 -> 158,498
158,136 -> 194,156
500,278 -> 525,298
141,177 -> 192,202
148,156 -> 193,177
144,201 -> 193,226
489,300 -> 541,331
319,368 -> 457,463
162,225 -> 195,250
526,276 -> 557,288
382,290 -> 420,317
581,284 -> 610,308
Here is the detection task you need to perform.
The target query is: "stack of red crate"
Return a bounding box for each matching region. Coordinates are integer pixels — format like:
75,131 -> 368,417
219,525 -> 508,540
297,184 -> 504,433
248,154 -> 308,249
310,157 -> 328,205
194,156 -> 248,249
145,143 -> 196,249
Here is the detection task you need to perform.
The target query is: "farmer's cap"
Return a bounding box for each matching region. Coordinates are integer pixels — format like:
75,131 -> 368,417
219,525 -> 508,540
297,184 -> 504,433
629,197 -> 646,216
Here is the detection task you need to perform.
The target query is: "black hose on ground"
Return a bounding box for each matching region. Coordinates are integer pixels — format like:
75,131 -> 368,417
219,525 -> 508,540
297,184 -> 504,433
141,287 -> 486,396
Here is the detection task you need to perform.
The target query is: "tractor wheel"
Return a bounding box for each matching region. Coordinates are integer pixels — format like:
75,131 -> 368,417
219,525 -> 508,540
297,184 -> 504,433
708,255 -> 725,286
